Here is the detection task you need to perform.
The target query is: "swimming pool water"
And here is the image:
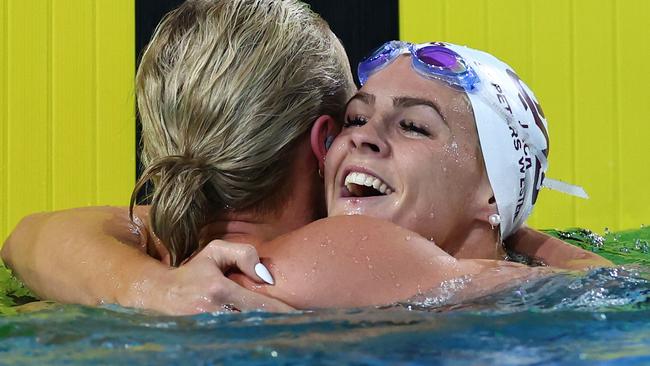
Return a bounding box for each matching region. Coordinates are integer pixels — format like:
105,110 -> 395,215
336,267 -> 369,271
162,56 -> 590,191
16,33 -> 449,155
1,228 -> 649,365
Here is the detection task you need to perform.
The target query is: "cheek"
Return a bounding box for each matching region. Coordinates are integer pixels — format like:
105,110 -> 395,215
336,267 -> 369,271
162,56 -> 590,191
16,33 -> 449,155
324,135 -> 350,166
401,154 -> 447,214
442,136 -> 480,171
323,141 -> 348,193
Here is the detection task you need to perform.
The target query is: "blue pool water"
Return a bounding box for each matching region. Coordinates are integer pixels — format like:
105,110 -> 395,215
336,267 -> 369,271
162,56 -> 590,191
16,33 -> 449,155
1,229 -> 650,365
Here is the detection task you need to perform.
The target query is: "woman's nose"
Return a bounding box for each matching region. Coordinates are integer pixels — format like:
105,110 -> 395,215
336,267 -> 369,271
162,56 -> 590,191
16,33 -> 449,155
349,122 -> 390,156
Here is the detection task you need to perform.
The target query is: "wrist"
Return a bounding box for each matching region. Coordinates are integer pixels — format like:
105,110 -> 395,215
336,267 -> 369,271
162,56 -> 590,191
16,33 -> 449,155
114,254 -> 171,311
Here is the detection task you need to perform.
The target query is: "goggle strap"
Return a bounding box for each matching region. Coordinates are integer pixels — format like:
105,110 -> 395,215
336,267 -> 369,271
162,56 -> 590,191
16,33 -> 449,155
542,177 -> 589,199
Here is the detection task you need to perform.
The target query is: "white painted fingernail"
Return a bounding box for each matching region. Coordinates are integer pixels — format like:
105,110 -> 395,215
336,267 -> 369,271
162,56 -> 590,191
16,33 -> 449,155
255,263 -> 274,285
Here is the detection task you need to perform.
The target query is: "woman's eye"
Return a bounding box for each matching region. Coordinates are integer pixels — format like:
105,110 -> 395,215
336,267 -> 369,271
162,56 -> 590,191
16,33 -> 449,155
343,116 -> 367,128
399,120 -> 431,137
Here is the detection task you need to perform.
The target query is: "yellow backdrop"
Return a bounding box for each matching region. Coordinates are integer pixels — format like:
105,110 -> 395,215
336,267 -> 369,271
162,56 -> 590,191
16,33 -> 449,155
400,0 -> 650,232
0,0 -> 135,246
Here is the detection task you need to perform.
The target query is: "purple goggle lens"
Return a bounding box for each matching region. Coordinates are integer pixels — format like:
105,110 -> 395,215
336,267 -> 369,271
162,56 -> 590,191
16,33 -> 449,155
416,46 -> 462,70
358,41 -> 479,90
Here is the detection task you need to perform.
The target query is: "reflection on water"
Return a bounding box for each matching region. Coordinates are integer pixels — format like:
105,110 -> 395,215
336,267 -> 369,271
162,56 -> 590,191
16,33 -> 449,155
0,227 -> 649,365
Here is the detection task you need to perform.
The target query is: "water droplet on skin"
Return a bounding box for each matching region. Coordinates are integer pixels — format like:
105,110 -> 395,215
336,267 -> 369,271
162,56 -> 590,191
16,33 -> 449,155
429,212 -> 435,218
361,235 -> 368,241
280,272 -> 287,281
395,283 -> 401,288
405,236 -> 411,241
128,222 -> 141,237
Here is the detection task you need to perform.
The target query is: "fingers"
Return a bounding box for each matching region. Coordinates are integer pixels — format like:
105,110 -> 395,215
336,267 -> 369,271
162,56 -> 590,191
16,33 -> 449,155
197,240 -> 275,285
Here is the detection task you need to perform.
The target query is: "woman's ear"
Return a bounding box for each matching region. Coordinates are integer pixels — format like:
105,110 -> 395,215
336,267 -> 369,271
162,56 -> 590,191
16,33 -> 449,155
475,181 -> 499,225
310,115 -> 338,171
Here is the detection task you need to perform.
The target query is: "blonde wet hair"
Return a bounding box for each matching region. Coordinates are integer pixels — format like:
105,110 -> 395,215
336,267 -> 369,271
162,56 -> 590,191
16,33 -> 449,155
131,0 -> 355,266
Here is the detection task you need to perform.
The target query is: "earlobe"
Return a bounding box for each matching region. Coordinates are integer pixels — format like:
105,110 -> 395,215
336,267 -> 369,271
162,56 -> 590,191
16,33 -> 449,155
476,193 -> 499,225
310,115 -> 338,170
488,213 -> 501,227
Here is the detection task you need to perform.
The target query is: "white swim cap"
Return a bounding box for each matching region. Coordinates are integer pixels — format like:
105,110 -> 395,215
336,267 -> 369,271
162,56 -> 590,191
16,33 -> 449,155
357,41 -> 586,238
443,43 -> 550,238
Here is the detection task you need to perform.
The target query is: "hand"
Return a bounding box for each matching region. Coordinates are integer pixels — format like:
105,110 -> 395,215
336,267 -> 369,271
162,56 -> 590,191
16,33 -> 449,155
139,240 -> 294,315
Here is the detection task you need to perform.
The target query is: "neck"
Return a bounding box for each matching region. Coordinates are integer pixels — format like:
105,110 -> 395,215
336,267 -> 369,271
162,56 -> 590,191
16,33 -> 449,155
441,221 -> 504,260
200,136 -> 324,246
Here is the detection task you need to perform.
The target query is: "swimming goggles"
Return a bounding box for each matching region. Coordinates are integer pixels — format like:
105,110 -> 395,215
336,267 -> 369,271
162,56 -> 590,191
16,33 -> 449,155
358,41 -> 480,91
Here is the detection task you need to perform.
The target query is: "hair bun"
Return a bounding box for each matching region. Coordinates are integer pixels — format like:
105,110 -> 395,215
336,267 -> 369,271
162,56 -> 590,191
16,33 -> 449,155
161,154 -> 209,171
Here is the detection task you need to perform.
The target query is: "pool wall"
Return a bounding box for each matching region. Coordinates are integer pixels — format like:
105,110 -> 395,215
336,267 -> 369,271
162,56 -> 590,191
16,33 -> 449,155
0,0 -> 135,249
400,0 -> 650,231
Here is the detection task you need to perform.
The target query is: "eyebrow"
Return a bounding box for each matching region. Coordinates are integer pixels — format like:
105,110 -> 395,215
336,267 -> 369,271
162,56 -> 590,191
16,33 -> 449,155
393,96 -> 448,127
346,92 -> 448,126
346,91 -> 375,109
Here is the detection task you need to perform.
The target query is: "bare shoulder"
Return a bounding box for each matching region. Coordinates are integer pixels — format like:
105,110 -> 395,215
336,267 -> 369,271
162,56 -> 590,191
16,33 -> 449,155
240,215 -> 466,308
232,216 -> 562,310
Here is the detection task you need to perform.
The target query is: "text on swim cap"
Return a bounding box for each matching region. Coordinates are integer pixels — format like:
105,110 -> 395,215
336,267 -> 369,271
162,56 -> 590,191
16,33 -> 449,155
506,69 -> 548,206
491,81 -> 532,223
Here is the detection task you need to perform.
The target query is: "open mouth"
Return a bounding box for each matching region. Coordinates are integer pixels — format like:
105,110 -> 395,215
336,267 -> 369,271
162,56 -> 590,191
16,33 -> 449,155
343,172 -> 393,198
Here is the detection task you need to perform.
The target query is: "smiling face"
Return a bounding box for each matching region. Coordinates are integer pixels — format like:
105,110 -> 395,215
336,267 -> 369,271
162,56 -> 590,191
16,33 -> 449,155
324,56 -> 494,246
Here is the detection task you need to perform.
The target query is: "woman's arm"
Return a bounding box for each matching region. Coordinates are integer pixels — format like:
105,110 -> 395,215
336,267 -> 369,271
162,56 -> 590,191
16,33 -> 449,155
1,206 -> 291,314
1,206 -> 158,305
506,226 -> 613,269
231,215 -> 549,309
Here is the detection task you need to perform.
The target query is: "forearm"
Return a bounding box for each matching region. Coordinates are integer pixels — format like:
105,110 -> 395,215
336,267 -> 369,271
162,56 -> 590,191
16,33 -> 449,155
507,226 -> 613,269
1,206 -> 169,307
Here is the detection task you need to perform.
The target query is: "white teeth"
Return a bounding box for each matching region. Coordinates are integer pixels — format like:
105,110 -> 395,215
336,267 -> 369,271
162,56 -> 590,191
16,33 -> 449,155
354,174 -> 365,185
344,172 -> 393,195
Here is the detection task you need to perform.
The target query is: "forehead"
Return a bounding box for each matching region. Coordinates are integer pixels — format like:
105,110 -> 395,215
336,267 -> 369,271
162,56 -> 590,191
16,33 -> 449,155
360,56 -> 470,112
358,56 -> 477,134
